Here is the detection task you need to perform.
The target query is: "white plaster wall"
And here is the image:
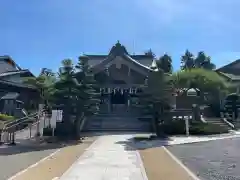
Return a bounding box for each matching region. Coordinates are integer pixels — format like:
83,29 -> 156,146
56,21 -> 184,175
0,61 -> 17,73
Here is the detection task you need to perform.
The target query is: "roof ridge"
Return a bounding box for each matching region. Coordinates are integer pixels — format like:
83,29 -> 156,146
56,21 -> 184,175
217,59 -> 240,70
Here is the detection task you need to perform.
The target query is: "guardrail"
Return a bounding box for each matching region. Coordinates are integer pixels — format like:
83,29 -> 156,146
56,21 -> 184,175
4,112 -> 38,130
0,110 -> 44,145
220,112 -> 235,129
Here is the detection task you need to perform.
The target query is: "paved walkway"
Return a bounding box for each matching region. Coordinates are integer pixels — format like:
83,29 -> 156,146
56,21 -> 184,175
59,134 -> 148,180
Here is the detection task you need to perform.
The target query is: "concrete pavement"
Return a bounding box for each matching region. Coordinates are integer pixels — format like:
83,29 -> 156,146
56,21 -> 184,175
0,145 -> 58,180
59,134 -> 148,180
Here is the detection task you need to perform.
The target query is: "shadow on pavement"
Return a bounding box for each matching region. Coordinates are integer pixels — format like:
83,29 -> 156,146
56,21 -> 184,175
0,138 -> 83,156
116,135 -> 172,151
81,131 -> 152,138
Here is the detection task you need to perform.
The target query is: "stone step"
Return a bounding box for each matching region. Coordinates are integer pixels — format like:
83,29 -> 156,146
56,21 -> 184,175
83,129 -> 151,132
205,118 -> 231,129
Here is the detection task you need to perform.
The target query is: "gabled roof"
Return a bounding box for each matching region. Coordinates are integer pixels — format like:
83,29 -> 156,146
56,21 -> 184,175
1,92 -> 20,100
88,41 -> 154,74
0,79 -> 36,89
216,59 -> 240,72
0,69 -> 34,78
0,55 -> 22,70
83,41 -> 154,67
217,71 -> 240,81
85,54 -> 153,60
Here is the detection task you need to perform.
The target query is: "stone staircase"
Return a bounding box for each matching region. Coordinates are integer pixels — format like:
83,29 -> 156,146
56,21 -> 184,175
204,117 -> 232,130
83,111 -> 151,132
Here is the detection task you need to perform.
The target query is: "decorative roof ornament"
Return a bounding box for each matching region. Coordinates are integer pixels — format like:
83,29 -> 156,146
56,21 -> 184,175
109,41 -> 129,56
150,60 -> 159,71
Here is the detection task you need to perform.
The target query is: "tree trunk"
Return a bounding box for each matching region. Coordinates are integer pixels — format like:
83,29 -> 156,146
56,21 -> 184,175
74,112 -> 82,140
155,108 -> 165,138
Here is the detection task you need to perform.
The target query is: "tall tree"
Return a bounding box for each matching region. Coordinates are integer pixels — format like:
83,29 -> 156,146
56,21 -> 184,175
156,54 -> 173,73
24,69 -> 56,106
74,56 -> 100,138
40,68 -> 55,77
195,51 -> 215,70
138,69 -> 173,137
181,50 -> 195,70
50,59 -> 79,136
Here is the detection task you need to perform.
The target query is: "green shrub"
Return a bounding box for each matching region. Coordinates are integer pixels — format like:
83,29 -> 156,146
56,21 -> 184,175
161,120 -> 186,135
190,122 -> 229,135
0,114 -> 14,121
160,120 -> 229,135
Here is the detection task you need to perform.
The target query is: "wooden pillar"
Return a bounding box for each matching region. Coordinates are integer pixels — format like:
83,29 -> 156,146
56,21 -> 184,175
108,88 -> 111,113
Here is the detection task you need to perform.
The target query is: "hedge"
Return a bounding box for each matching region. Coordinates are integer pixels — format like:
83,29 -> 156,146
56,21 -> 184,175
160,120 -> 229,135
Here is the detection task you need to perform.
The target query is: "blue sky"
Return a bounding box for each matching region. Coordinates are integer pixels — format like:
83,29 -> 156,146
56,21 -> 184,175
1,0 -> 240,75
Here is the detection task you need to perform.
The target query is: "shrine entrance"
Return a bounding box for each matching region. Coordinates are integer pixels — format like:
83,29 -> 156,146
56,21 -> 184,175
110,90 -> 128,104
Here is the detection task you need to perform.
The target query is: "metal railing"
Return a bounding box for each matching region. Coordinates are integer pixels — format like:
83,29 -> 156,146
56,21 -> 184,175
0,110 -> 43,145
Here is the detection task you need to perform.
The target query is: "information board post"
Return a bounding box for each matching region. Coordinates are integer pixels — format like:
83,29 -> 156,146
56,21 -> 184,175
185,117 -> 189,136
50,110 -> 57,137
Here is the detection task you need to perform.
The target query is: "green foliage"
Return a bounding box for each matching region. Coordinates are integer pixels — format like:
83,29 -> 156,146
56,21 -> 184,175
50,59 -> 78,107
24,68 -> 56,105
190,122 -> 229,135
156,54 -> 173,73
138,69 -> 173,115
137,69 -> 173,136
161,120 -> 229,135
172,68 -> 227,92
181,50 -> 195,70
0,114 -> 15,121
181,50 -> 216,70
161,120 -> 186,135
195,51 -> 216,70
75,56 -> 100,117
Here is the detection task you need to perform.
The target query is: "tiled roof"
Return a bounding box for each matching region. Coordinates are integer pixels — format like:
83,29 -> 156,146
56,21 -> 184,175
1,92 -> 20,100
91,53 -> 153,74
217,59 -> 240,71
0,55 -> 22,70
85,54 -> 153,60
0,69 -> 33,77
0,79 -> 36,89
217,72 -> 240,81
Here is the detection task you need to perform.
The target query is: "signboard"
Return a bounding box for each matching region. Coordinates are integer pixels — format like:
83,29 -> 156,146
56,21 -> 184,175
56,110 -> 63,122
50,110 -> 57,129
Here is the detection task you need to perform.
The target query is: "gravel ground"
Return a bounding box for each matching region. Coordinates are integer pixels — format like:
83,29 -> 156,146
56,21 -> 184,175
167,137 -> 240,180
0,144 -> 60,180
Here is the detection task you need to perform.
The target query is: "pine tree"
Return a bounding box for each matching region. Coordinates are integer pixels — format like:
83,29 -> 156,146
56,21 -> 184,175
137,69 -> 173,137
181,50 -> 195,70
75,56 -> 100,116
24,68 -> 56,106
50,59 -> 79,136
74,56 -> 101,138
156,53 -> 173,73
195,51 -> 216,70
